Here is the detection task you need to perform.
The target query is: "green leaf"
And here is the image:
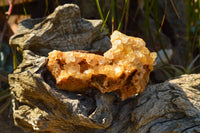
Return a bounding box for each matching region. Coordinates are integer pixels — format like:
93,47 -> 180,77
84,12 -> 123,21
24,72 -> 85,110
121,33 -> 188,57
23,0 -> 28,18
163,65 -> 184,76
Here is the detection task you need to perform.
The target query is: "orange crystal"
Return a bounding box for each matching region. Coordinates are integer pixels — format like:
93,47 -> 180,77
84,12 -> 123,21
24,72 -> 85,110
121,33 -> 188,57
47,31 -> 156,100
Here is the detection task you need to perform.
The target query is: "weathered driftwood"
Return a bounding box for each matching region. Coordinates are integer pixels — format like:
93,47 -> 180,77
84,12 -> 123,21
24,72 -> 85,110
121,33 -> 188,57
9,4 -> 111,55
9,4 -> 200,133
8,50 -> 200,132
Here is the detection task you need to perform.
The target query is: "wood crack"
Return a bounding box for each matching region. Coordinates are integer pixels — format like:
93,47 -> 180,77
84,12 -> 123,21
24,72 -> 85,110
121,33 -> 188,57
181,124 -> 200,133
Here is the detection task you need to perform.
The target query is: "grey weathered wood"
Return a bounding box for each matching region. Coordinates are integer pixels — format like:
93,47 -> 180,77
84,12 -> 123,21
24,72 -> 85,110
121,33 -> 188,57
9,50 -> 200,132
9,4 -> 111,56
9,4 -> 200,133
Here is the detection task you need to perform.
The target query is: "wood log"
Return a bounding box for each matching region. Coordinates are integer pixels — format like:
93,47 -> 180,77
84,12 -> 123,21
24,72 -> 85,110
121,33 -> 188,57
8,4 -> 200,133
8,50 -> 200,132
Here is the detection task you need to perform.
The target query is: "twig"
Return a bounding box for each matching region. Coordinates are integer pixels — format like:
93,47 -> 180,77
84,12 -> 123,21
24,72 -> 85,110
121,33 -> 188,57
0,0 -> 15,50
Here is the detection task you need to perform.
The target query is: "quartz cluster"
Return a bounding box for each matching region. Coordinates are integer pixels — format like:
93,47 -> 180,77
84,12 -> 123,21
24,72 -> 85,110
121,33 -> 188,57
47,31 -> 156,100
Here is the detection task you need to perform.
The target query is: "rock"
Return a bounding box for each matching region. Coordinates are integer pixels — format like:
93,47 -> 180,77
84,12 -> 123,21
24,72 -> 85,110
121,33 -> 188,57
47,31 -> 156,100
9,4 -> 200,133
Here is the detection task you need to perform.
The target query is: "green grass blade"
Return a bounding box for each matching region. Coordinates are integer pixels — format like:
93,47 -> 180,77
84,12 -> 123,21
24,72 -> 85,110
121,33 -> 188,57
96,0 -> 105,21
95,0 -> 109,34
164,65 -> 184,75
22,0 -> 28,18
117,0 -> 128,30
2,0 -> 6,13
172,65 -> 186,71
101,9 -> 110,32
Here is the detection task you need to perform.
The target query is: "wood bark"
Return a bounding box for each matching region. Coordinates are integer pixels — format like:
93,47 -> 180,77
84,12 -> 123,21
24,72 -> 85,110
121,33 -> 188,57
8,4 -> 200,133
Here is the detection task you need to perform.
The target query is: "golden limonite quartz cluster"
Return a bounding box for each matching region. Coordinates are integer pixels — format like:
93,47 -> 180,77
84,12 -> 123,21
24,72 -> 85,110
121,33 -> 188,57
47,31 -> 156,100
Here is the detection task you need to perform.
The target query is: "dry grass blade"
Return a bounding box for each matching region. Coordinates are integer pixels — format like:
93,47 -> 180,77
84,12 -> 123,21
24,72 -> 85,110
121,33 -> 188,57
111,0 -> 115,33
170,0 -> 180,19
159,0 -> 167,32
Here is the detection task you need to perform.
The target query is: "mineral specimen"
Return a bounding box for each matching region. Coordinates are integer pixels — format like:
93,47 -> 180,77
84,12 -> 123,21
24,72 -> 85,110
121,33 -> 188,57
47,31 -> 156,100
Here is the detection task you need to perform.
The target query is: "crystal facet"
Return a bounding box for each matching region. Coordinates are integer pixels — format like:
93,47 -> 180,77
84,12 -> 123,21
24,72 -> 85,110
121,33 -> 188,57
47,31 -> 156,100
